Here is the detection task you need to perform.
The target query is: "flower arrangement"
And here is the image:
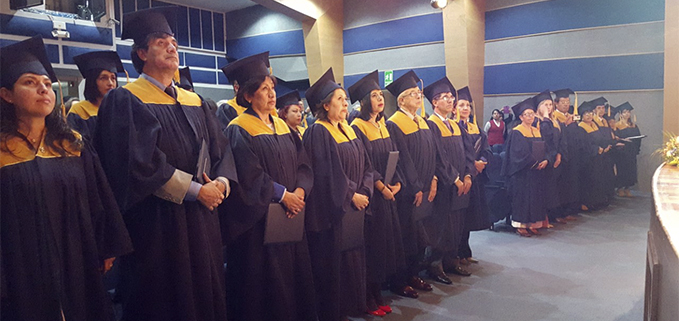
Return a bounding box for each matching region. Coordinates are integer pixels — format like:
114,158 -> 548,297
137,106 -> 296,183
658,132 -> 679,166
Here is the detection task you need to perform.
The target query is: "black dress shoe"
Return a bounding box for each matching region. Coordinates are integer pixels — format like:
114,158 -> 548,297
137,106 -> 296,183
427,269 -> 452,285
408,276 -> 433,291
390,285 -> 419,298
448,265 -> 472,277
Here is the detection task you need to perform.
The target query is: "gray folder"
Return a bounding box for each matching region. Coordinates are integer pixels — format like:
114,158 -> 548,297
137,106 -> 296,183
196,139 -> 211,184
384,151 -> 399,185
264,203 -> 305,245
412,191 -> 433,221
340,208 -> 365,251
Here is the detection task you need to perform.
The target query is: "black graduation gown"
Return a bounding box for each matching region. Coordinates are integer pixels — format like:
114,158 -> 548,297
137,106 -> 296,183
303,120 -> 373,320
614,123 -> 641,188
351,117 -> 406,284
459,120 -> 492,231
425,115 -> 473,254
553,112 -> 582,209
577,122 -> 610,208
66,100 -> 99,141
93,77 -> 237,321
215,98 -> 246,129
502,125 -> 547,225
536,118 -> 566,212
594,117 -> 616,200
1,135 -> 132,321
223,110 -> 316,321
386,110 -> 436,258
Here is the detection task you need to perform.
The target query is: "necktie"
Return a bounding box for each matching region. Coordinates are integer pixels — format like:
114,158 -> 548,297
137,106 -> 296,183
165,86 -> 176,100
445,119 -> 453,133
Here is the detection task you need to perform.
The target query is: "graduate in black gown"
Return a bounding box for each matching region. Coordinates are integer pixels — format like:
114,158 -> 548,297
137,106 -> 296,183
303,68 -> 373,320
93,8 -> 237,321
385,70 -> 436,297
67,50 -> 125,140
551,88 -> 582,219
216,52 -> 270,128
533,90 -> 566,227
349,70 -> 405,316
613,102 -> 642,197
591,97 -> 617,206
276,88 -> 306,139
455,86 -> 492,263
223,73 -> 317,321
0,36 -> 132,321
576,100 -> 613,210
502,97 -> 549,237
423,77 -> 474,281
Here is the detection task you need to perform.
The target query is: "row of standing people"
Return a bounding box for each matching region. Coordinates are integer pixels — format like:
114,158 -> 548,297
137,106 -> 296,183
502,90 -> 642,237
1,7 -> 494,321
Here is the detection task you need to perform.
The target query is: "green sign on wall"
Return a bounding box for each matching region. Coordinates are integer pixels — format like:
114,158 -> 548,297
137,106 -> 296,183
384,70 -> 393,87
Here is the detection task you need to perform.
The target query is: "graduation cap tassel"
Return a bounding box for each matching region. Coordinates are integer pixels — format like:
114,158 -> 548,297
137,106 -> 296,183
608,105 -> 611,117
573,92 -> 579,115
419,79 -> 425,118
124,70 -> 130,84
57,79 -> 66,119
173,69 -> 180,84
472,102 -> 478,128
633,114 -> 637,124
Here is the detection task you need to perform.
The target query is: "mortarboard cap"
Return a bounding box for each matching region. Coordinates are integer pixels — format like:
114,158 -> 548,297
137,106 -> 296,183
276,90 -> 302,110
386,70 -> 419,97
0,35 -> 57,88
533,89 -> 553,105
553,88 -> 574,99
457,86 -> 473,103
590,97 -> 608,107
347,70 -> 380,104
221,51 -> 270,86
423,77 -> 455,103
511,97 -> 535,117
614,102 -> 634,114
73,51 -> 124,79
578,100 -> 596,114
122,7 -> 177,45
177,66 -> 193,90
305,68 -> 341,113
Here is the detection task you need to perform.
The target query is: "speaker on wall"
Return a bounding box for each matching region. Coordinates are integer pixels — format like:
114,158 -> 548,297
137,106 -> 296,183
10,0 -> 44,10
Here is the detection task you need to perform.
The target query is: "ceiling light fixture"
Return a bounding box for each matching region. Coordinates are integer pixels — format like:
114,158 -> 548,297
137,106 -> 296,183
431,0 -> 448,9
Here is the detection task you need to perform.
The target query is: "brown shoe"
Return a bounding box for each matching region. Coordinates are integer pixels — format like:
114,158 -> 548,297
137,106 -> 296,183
408,276 -> 433,291
555,218 -> 568,224
565,215 -> 578,221
516,228 -> 531,237
528,227 -> 542,236
617,189 -> 626,197
625,189 -> 633,197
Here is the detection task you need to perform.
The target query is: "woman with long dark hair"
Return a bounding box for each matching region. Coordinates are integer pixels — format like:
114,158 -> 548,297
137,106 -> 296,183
223,72 -> 317,321
67,51 -> 124,139
0,36 -> 132,321
613,102 -> 642,197
348,70 -> 405,316
303,68 -> 373,321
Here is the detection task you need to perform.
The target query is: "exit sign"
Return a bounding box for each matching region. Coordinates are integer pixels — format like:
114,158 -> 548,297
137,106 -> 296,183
384,70 -> 393,86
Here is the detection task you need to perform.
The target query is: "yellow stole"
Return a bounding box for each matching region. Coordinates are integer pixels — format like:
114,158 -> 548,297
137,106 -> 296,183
228,112 -> 291,137
350,118 -> 391,141
68,100 -> 98,120
1,131 -> 82,168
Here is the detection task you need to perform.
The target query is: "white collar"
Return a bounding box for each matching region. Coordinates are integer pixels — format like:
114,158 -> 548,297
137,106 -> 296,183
400,108 -> 416,120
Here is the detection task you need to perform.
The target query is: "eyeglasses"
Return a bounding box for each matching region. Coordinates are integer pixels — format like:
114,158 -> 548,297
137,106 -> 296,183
407,91 -> 422,98
437,94 -> 455,102
522,111 -> 535,116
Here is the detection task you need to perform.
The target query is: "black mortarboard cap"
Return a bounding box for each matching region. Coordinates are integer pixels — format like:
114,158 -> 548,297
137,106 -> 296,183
590,97 -> 608,107
276,90 -> 301,110
386,70 -> 419,97
553,88 -> 574,99
177,66 -> 193,90
220,51 -> 270,85
122,7 -> 177,45
0,35 -> 57,88
423,77 -> 455,103
578,100 -> 596,114
347,70 -> 380,104
615,102 -> 634,114
305,68 -> 341,112
511,97 -> 535,116
73,50 -> 124,79
533,89 -> 553,105
457,86 -> 473,103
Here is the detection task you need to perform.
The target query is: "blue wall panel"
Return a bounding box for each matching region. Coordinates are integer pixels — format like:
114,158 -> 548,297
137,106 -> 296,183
0,14 -> 53,38
217,56 -> 227,69
46,44 -> 59,64
67,24 -> 113,46
201,10 -> 213,50
176,6 -> 189,47
137,0 -> 149,10
485,0 -> 665,40
218,72 -> 228,85
191,69 -> 216,84
226,29 -> 305,58
343,66 -> 446,90
484,53 -> 664,94
114,0 -> 121,37
151,0 -> 172,7
214,13 -> 225,52
63,46 -> 96,64
122,0 -> 135,14
185,53 -> 215,69
189,8 -> 201,49
343,13 -> 443,54
116,44 -> 131,60
123,62 -> 139,78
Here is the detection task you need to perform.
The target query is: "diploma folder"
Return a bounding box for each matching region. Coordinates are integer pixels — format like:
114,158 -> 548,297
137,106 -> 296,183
531,141 -> 546,169
383,151 -> 399,185
340,208 -> 365,251
264,204 -> 305,245
196,139 -> 211,184
412,191 -> 433,222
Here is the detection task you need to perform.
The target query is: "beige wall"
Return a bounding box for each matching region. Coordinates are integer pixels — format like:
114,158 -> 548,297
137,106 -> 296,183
665,0 -> 679,137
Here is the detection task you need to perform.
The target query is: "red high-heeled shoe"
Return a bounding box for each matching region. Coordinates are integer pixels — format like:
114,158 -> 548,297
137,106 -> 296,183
378,305 -> 392,314
367,308 -> 387,317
